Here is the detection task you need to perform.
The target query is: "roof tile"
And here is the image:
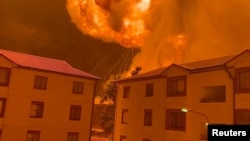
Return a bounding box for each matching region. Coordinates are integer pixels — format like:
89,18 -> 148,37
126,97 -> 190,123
116,52 -> 241,82
0,49 -> 100,79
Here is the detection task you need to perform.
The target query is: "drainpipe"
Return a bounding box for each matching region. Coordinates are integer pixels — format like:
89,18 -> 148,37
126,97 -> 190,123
223,64 -> 235,124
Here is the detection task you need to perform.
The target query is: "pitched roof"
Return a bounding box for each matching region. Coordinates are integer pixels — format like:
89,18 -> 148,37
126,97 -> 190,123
115,50 -> 250,83
0,49 -> 100,79
180,55 -> 235,70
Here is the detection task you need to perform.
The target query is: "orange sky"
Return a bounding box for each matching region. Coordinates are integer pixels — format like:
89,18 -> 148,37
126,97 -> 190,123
67,0 -> 250,75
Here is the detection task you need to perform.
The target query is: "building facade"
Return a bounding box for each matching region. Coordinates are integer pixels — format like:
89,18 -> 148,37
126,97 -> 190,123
114,50 -> 250,141
0,49 -> 100,141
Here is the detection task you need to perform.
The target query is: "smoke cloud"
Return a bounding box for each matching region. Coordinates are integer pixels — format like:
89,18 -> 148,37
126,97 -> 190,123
0,20 -> 51,52
66,0 -> 250,74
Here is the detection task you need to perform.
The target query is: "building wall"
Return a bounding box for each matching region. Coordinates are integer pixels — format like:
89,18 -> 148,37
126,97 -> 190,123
114,78 -> 166,141
0,57 -> 97,141
232,54 -> 250,109
186,69 -> 234,141
114,67 -> 235,141
163,66 -> 187,141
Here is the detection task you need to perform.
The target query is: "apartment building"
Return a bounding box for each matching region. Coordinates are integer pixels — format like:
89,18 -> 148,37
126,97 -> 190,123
0,49 -> 100,141
113,49 -> 250,141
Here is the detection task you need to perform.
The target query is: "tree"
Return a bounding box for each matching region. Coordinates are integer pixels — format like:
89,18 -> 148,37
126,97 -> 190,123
100,104 -> 115,137
99,76 -> 118,137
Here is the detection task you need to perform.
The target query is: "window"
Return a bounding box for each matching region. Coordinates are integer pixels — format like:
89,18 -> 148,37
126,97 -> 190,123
200,86 -> 226,102
146,83 -> 154,97
121,109 -> 128,124
167,76 -> 186,96
236,67 -> 250,93
235,109 -> 250,124
144,109 -> 152,126
69,105 -> 81,120
120,135 -> 127,141
0,98 -> 6,117
0,67 -> 10,86
166,109 -> 186,130
143,139 -> 151,141
34,75 -> 47,90
123,86 -> 130,98
67,132 -> 79,141
26,130 -> 40,141
30,101 -> 44,118
72,81 -> 84,94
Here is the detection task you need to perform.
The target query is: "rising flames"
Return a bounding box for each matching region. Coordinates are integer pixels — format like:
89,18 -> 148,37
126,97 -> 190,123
66,0 -> 188,74
67,0 -> 153,48
66,0 -> 250,81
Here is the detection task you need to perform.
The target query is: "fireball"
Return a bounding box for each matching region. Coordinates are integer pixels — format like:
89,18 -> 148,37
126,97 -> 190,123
66,0 -> 152,48
66,0 -> 189,74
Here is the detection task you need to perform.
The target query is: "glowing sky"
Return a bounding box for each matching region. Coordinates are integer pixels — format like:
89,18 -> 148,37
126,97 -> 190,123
66,0 -> 250,75
1,0 -> 250,81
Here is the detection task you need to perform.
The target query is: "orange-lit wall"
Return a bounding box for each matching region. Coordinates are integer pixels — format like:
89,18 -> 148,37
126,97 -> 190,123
114,78 -> 167,141
231,53 -> 250,109
0,56 -> 96,141
114,65 -> 235,141
186,69 -> 234,141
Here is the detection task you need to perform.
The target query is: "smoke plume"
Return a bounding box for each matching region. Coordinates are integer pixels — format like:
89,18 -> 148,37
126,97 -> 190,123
66,0 -> 250,74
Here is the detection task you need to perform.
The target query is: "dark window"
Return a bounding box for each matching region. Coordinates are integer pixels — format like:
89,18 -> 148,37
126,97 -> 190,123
30,101 -> 44,118
123,86 -> 130,98
143,139 -> 151,141
200,86 -> 226,102
0,67 -> 10,86
72,81 -> 84,94
146,83 -> 154,97
34,76 -> 47,90
26,130 -> 40,141
121,109 -> 128,124
144,109 -> 152,126
235,109 -> 250,124
70,105 -> 81,120
166,109 -> 186,131
236,67 -> 250,93
167,76 -> 186,97
120,135 -> 127,141
0,98 -> 6,117
67,132 -> 79,141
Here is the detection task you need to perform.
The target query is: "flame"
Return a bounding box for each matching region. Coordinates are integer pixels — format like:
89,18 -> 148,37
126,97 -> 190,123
66,0 -> 189,75
167,33 -> 188,63
66,0 -> 151,48
66,0 -> 250,82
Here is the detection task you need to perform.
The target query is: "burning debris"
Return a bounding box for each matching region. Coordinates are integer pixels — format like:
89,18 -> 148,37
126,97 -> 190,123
131,66 -> 142,76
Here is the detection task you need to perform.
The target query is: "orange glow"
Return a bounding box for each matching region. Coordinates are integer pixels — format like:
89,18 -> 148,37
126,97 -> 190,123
167,33 -> 188,63
67,0 -> 190,75
136,0 -> 151,12
67,0 -> 151,48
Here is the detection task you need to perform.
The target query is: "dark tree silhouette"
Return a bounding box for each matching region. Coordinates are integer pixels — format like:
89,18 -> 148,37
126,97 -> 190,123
99,76 -> 118,137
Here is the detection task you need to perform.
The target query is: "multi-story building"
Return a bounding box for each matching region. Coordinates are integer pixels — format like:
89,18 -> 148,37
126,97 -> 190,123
0,49 -> 100,141
113,49 -> 250,141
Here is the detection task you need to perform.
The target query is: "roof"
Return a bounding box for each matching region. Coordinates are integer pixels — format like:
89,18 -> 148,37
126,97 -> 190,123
115,50 -> 250,83
0,49 -> 100,79
180,55 -> 235,69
